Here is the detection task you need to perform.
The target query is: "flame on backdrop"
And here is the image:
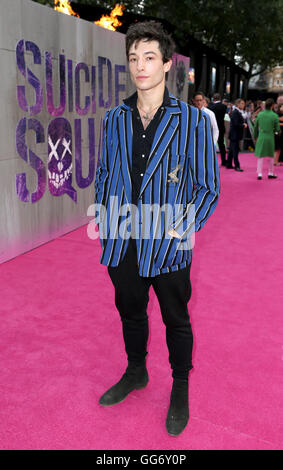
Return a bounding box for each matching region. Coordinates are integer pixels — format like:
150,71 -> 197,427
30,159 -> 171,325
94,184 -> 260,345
54,0 -> 80,17
94,4 -> 125,31
53,2 -> 125,31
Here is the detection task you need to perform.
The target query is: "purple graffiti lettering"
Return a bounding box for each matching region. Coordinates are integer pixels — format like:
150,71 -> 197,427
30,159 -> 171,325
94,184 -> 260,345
74,118 -> 95,188
16,40 -> 26,76
98,56 -> 112,108
25,41 -> 43,115
28,119 -> 46,202
25,41 -> 41,65
47,118 -> 77,202
16,40 -> 28,113
45,52 -> 66,116
16,117 -> 46,203
16,118 -> 28,163
67,59 -> 74,113
91,66 -> 96,114
16,174 -> 29,203
75,63 -> 91,116
16,118 -> 29,202
16,40 -> 43,115
115,65 -> 126,106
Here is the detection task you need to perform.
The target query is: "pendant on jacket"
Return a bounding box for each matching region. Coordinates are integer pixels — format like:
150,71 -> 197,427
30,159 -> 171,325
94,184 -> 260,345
168,164 -> 182,183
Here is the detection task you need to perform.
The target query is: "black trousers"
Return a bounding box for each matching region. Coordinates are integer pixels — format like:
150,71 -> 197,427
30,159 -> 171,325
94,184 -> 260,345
227,140 -> 241,168
107,238 -> 193,380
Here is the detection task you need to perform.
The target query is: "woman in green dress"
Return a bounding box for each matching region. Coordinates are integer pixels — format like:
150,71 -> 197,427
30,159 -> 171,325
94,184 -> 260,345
254,98 -> 280,180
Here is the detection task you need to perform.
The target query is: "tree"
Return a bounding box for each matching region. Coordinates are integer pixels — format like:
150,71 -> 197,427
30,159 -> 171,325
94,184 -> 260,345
32,0 -> 283,81
142,0 -> 283,80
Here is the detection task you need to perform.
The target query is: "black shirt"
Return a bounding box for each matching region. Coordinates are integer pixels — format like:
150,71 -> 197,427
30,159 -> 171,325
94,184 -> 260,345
123,87 -> 171,206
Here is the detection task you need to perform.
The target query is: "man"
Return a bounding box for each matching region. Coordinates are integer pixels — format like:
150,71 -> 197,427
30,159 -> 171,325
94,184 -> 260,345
192,91 -> 219,145
226,99 -> 247,171
94,21 -> 220,436
208,93 -> 227,166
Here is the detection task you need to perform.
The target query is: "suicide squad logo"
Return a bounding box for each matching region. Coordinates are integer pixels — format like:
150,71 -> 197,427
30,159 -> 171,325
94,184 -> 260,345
15,39 -> 126,203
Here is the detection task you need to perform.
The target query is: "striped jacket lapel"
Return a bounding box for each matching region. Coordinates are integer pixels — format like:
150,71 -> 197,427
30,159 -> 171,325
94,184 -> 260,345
117,94 -> 182,203
139,102 -> 181,198
117,106 -> 133,204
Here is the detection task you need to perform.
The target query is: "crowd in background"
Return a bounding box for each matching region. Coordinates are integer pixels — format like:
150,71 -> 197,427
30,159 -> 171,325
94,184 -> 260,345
189,93 -> 283,170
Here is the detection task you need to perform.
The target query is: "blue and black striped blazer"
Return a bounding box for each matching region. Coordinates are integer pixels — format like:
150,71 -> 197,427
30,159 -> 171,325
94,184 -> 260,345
94,92 -> 220,277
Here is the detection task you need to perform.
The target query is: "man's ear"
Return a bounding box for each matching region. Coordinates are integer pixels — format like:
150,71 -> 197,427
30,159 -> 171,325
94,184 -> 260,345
164,59 -> 172,73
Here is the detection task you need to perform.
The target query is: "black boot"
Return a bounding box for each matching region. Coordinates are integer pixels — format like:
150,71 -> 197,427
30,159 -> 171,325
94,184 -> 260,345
166,379 -> 189,436
99,362 -> 149,406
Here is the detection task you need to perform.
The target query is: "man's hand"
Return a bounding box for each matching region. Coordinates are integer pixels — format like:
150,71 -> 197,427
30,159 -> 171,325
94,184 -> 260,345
168,229 -> 182,239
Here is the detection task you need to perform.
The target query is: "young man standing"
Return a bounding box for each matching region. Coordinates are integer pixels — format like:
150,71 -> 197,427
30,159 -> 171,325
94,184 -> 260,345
94,21 -> 220,436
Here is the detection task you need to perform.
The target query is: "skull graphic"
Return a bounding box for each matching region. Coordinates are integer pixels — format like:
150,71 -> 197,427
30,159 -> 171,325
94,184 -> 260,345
47,118 -> 77,202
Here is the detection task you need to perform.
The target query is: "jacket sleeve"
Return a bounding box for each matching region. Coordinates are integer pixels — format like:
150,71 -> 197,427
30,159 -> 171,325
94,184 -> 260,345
253,116 -> 259,139
170,112 -> 220,239
237,111 -> 244,130
94,111 -> 110,210
210,110 -> 219,145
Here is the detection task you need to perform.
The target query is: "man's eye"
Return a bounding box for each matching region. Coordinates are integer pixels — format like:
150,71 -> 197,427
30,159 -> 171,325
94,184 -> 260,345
146,56 -> 153,60
130,58 -> 136,63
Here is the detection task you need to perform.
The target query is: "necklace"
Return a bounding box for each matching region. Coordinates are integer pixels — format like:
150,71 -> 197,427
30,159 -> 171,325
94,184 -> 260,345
137,102 -> 163,122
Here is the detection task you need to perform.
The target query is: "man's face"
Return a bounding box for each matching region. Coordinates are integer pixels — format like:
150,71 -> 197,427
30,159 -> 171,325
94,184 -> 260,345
238,100 -> 245,110
128,39 -> 172,92
193,94 -> 204,110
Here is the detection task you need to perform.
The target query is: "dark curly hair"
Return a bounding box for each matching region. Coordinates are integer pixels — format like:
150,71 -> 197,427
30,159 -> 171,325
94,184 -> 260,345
125,21 -> 175,64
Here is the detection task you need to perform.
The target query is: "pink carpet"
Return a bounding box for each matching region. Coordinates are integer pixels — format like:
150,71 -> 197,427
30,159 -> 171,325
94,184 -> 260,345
1,153 -> 282,450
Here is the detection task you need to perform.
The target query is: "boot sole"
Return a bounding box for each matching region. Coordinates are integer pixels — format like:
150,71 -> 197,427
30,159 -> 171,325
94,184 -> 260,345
166,416 -> 189,436
166,428 -> 186,437
99,379 -> 149,407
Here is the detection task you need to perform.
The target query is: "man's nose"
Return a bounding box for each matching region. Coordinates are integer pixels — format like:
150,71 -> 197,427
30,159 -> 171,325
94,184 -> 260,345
136,59 -> 145,71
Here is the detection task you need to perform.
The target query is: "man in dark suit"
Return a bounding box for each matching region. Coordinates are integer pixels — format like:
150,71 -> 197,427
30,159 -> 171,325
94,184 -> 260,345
227,99 -> 247,171
209,93 -> 227,166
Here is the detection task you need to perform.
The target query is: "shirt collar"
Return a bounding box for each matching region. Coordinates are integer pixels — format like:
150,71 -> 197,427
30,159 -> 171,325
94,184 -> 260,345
123,86 -> 171,108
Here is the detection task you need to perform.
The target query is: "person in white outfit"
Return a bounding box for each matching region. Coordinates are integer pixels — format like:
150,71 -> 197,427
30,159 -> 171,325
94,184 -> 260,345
193,92 -> 219,145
